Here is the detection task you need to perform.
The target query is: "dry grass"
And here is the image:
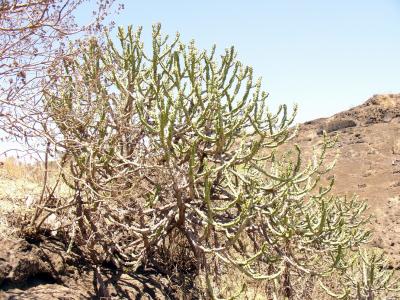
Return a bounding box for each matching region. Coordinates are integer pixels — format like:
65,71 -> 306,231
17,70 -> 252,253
0,157 -> 43,181
0,158 -> 40,229
0,157 -> 72,238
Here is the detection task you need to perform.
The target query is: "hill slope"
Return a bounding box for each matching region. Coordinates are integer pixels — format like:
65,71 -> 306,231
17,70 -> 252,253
296,93 -> 400,268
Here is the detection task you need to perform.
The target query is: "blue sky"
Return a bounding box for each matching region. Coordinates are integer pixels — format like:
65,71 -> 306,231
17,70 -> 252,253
77,0 -> 400,123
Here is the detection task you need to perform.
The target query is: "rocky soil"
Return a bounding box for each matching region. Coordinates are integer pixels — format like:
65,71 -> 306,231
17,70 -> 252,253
0,237 -> 195,299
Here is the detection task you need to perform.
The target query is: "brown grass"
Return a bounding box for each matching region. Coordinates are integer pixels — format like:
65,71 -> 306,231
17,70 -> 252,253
0,157 -> 44,182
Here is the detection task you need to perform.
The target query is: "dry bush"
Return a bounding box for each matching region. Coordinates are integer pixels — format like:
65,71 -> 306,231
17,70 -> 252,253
0,0 -> 121,162
0,0 -> 122,244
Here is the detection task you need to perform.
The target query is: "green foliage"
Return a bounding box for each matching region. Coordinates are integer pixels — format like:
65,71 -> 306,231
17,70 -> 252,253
321,249 -> 400,299
43,24 -> 399,299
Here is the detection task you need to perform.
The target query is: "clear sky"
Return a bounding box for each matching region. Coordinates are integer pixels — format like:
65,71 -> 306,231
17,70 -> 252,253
77,0 -> 400,122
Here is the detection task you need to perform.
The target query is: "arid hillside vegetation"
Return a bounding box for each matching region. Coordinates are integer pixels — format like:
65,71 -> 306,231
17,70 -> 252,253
0,2 -> 399,299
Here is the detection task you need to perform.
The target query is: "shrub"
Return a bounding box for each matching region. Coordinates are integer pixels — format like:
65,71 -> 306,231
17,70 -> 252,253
42,25 -> 398,298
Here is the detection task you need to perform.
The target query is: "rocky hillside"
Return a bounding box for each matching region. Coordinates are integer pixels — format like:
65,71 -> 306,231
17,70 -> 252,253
296,93 -> 400,268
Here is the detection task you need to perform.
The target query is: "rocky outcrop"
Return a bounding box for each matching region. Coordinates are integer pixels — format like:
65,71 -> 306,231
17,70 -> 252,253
339,94 -> 400,125
303,94 -> 400,135
0,237 -> 193,299
0,239 -> 65,287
